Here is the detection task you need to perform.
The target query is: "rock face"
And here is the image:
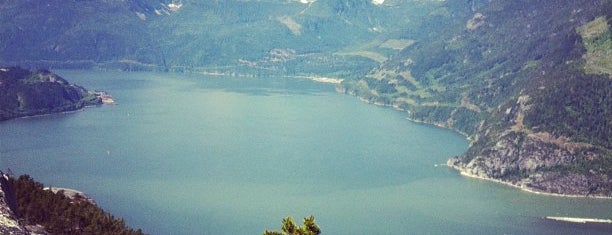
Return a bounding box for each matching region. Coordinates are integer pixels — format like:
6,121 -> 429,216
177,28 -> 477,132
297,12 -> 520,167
448,132 -> 611,197
0,174 -> 27,235
448,94 -> 611,197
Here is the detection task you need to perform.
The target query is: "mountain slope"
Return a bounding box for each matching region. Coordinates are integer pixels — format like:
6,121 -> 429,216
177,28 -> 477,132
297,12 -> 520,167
0,0 -> 158,67
0,0 -> 460,75
341,0 -> 611,196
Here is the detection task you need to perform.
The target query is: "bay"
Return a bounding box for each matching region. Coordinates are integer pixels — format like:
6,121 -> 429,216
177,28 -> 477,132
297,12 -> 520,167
1,70 -> 610,234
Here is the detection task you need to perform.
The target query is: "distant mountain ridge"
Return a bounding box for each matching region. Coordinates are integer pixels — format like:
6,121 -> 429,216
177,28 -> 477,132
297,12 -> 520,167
0,0 -> 467,75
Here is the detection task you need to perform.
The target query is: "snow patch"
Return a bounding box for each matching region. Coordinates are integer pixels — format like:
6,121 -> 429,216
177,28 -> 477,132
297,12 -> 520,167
372,0 -> 385,5
168,0 -> 183,12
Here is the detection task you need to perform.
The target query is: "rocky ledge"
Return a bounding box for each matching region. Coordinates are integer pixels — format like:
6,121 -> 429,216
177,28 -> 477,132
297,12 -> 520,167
45,187 -> 97,205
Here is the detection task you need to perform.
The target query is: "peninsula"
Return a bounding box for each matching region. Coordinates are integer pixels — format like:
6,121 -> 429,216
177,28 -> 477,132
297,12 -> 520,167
0,67 -> 103,121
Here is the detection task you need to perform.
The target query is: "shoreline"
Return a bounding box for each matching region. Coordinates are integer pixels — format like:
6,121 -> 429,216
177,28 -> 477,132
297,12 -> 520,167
338,87 -> 609,200
447,163 -> 612,199
3,103 -> 105,122
288,75 -> 344,84
4,108 -> 87,122
349,93 -> 471,139
3,92 -> 113,122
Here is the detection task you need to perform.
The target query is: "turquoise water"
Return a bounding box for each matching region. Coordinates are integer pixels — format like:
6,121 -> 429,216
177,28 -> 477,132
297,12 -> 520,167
1,70 -> 610,234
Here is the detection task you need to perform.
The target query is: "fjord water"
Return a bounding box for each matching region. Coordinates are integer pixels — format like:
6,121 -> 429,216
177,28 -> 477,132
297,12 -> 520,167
1,71 -> 610,234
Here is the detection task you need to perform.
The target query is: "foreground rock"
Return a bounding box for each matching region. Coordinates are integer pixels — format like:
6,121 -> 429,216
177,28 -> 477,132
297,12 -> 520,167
0,174 -> 27,235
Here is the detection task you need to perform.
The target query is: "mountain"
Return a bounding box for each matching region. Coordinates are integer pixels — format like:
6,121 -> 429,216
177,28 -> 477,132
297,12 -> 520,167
0,0 -> 610,196
341,0 -> 611,196
0,0 -> 469,75
0,67 -> 102,121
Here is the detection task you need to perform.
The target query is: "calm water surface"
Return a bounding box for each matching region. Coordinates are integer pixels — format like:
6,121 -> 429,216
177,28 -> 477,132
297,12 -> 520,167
1,70 -> 610,234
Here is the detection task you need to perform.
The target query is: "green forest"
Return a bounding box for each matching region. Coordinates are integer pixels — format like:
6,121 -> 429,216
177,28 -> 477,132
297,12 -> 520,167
10,174 -> 146,235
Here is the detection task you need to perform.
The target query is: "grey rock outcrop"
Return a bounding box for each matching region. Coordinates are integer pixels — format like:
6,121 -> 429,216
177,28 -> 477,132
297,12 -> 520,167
448,131 -> 611,197
448,96 -> 611,197
0,173 -> 27,235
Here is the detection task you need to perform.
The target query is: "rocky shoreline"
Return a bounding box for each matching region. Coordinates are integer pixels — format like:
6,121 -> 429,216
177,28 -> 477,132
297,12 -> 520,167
445,127 -> 611,198
447,159 -> 612,199
442,96 -> 612,199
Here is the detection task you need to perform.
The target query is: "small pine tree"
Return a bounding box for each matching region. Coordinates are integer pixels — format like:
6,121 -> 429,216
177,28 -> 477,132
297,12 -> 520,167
263,215 -> 321,235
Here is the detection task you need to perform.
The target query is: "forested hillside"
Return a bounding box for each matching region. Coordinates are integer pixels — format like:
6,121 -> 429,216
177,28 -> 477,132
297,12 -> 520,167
340,0 -> 611,196
10,175 -> 146,234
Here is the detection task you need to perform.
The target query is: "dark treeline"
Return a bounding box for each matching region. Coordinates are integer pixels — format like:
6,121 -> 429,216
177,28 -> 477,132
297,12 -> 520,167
10,175 -> 146,235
